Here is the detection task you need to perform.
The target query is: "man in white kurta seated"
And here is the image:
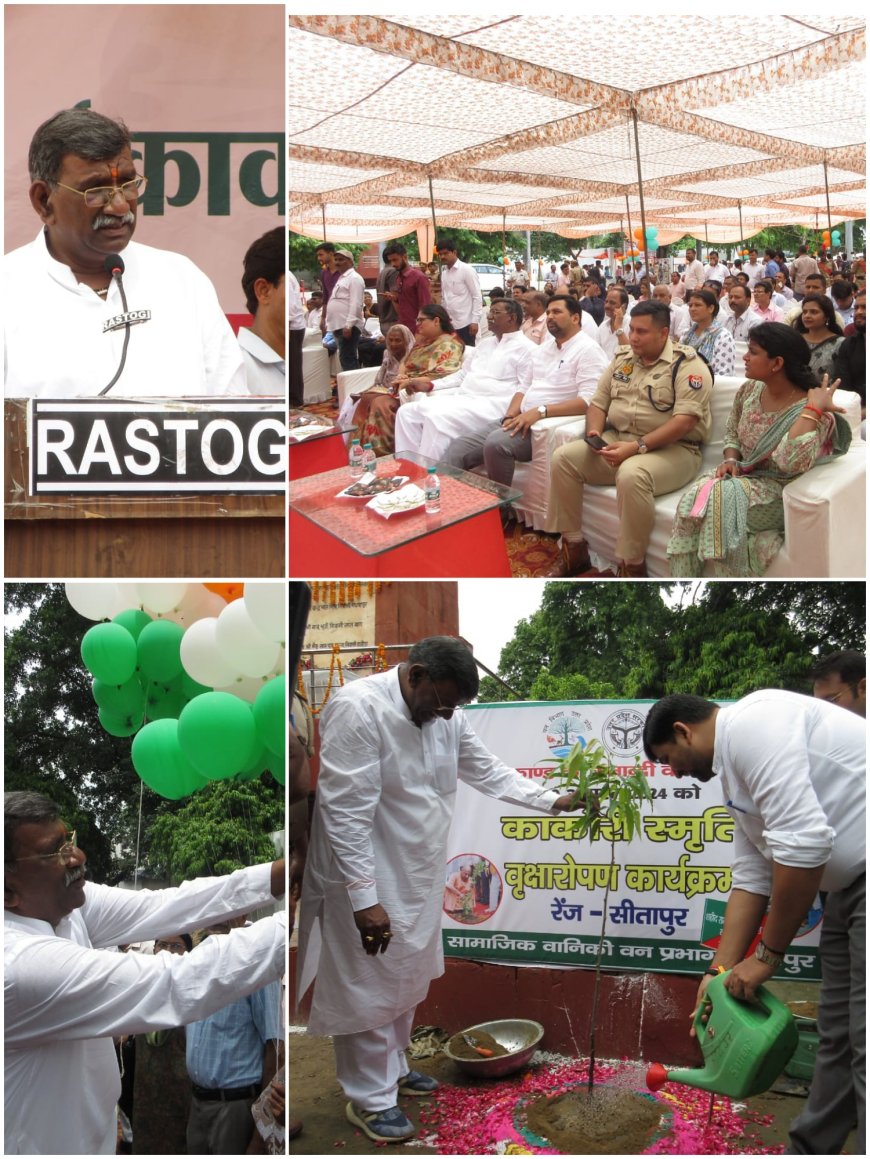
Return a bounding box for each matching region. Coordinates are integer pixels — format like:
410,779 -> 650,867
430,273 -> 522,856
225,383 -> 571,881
4,790 -> 286,1155
393,297 -> 534,461
297,637 -> 581,1145
652,283 -> 689,340
4,107 -> 244,397
237,226 -> 286,396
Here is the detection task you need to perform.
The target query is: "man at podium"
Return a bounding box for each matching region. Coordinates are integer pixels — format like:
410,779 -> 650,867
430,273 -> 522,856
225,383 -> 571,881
3,107 -> 245,397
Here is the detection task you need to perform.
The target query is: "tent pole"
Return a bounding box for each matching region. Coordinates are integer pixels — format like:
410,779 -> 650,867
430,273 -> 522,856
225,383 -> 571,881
427,175 -> 438,265
823,157 -> 833,234
737,199 -> 744,254
321,203 -> 327,242
630,105 -> 650,281
624,197 -> 635,282
502,211 -> 507,289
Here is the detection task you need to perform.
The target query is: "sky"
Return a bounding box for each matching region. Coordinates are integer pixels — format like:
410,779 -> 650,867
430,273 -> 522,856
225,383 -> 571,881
457,580 -> 548,673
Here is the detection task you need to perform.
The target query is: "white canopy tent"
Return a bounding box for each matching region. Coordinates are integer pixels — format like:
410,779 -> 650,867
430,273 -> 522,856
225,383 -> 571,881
288,15 -> 865,253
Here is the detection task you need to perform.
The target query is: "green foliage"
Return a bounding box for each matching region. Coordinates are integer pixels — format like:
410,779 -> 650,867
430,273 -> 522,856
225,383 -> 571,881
145,780 -> 283,882
543,741 -> 652,844
478,581 -> 864,705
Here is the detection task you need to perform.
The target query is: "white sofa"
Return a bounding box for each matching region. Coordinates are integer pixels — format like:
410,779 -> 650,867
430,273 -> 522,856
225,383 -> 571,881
511,378 -> 865,579
335,346 -> 474,412
301,328 -> 337,404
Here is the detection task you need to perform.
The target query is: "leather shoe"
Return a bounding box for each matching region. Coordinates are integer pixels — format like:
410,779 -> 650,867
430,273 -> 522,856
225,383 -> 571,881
546,538 -> 592,577
618,559 -> 648,578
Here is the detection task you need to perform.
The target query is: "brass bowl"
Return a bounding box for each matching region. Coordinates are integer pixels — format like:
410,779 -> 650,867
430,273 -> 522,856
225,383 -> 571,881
444,1018 -> 545,1078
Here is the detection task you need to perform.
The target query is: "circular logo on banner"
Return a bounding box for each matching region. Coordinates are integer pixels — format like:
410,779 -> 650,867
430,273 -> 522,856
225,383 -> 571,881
602,708 -> 645,755
443,854 -> 503,925
543,710 -> 593,758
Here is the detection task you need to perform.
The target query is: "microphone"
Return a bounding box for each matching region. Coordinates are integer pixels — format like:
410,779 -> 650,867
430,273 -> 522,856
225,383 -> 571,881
99,253 -> 132,396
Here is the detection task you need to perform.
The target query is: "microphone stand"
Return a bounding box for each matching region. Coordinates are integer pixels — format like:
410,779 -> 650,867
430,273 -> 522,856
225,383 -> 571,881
99,259 -> 132,396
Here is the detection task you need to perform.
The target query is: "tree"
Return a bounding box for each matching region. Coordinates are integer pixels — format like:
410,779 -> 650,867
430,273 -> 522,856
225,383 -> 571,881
477,581 -> 865,705
147,780 -> 283,881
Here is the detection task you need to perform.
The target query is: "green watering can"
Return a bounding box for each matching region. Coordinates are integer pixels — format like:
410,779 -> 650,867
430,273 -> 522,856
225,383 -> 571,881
646,971 -> 799,1099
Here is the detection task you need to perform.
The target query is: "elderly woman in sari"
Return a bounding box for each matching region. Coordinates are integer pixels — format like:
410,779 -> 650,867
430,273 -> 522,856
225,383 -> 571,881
337,323 -> 414,438
667,324 -> 851,577
345,306 -> 464,456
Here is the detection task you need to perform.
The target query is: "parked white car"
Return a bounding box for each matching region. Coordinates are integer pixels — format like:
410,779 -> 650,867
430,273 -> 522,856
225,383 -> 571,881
470,262 -> 507,293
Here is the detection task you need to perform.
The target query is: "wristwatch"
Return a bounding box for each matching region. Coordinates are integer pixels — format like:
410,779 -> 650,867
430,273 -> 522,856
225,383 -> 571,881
755,939 -> 786,969
636,437 -> 649,454
615,327 -> 625,338
537,405 -> 548,419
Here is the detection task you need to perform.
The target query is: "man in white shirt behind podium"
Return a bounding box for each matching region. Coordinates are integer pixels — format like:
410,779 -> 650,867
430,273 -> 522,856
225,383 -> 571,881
3,107 -> 245,397
237,226 -> 287,397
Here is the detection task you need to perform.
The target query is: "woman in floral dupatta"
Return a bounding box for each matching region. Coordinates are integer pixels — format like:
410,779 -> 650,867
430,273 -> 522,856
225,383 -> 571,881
349,305 -> 464,455
668,323 -> 851,577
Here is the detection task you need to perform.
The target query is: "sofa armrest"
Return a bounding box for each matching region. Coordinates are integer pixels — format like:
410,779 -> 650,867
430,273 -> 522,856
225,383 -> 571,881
768,446 -> 867,577
336,368 -> 380,408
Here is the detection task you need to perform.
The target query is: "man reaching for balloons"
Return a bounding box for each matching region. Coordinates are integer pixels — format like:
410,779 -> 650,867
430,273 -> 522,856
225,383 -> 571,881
4,790 -> 286,1156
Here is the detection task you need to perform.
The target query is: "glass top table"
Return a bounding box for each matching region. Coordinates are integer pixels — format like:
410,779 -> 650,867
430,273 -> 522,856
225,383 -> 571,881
289,450 -> 519,573
288,408 -> 352,443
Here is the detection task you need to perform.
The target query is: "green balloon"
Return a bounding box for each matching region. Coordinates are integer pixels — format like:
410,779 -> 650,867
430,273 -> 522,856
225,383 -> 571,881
98,707 -> 140,738
265,748 -> 285,785
132,719 -> 209,799
252,675 -> 285,755
178,692 -> 259,780
92,676 -> 147,720
113,608 -> 152,641
145,683 -> 187,722
137,620 -> 184,683
81,623 -> 137,685
181,671 -> 212,700
237,739 -> 268,780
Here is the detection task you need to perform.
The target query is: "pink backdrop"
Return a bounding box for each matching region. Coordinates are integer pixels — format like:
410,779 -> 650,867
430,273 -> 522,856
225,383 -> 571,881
4,4 -> 284,311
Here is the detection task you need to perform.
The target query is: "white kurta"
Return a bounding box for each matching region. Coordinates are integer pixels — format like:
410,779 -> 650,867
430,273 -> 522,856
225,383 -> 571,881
297,667 -> 562,1036
393,331 -> 535,459
3,232 -> 245,397
713,690 -> 866,896
4,863 -> 283,1155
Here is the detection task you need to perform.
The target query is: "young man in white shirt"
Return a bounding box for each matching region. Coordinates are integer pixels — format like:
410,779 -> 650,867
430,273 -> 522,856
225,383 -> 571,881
325,249 -> 366,371
238,226 -> 288,398
681,247 -> 706,293
644,691 -> 865,1158
435,237 -> 482,346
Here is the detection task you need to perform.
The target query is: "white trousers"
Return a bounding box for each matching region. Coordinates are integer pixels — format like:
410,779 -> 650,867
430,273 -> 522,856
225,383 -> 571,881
332,1006 -> 416,1111
394,393 -> 507,460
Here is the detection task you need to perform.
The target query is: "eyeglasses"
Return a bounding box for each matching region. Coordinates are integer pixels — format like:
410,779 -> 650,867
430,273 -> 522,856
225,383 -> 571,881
428,675 -> 462,719
154,938 -> 188,954
11,830 -> 79,865
52,175 -> 148,208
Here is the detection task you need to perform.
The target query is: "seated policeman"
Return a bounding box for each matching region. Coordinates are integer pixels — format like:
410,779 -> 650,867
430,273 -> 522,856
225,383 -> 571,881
546,299 -> 713,578
238,226 -> 286,396
4,108 -> 245,397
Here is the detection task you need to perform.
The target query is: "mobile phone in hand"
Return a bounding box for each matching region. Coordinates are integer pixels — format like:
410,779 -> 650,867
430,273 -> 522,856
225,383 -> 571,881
584,434 -> 608,450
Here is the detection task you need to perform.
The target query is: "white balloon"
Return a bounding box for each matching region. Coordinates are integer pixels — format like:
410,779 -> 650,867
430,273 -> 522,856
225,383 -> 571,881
65,582 -> 122,621
215,599 -> 280,678
179,617 -> 240,687
243,583 -> 286,644
174,585 -> 225,628
214,675 -> 266,703
137,583 -> 189,615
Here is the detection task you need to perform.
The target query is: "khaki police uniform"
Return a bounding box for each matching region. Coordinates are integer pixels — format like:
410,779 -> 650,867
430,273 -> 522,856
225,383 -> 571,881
549,339 -> 713,562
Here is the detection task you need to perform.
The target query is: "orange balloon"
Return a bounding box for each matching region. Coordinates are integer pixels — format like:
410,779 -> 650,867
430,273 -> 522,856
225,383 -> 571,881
204,582 -> 245,602
633,228 -> 644,241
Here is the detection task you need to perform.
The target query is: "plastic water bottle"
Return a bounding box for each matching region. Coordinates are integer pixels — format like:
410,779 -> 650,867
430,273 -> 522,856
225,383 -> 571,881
362,442 -> 377,475
349,438 -> 364,478
424,466 -> 441,514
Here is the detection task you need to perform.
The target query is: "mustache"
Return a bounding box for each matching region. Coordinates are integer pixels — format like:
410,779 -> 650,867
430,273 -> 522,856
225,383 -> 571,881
93,211 -> 134,231
64,866 -> 87,888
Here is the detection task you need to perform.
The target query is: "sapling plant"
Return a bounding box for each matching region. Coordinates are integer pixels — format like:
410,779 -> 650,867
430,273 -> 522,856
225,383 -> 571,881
545,739 -> 653,1094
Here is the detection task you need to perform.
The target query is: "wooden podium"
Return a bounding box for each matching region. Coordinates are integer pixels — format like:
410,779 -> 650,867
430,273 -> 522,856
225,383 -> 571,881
5,399 -> 285,577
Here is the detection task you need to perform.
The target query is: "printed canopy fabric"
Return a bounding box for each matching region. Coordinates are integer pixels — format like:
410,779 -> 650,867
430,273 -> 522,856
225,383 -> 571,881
288,15 -> 866,244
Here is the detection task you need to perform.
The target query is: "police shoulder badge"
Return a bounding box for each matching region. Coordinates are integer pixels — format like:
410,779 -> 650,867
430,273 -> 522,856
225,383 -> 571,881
688,374 -> 704,390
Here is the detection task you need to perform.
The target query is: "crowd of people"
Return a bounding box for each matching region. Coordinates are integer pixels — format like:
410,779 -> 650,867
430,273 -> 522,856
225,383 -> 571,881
300,236 -> 864,578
